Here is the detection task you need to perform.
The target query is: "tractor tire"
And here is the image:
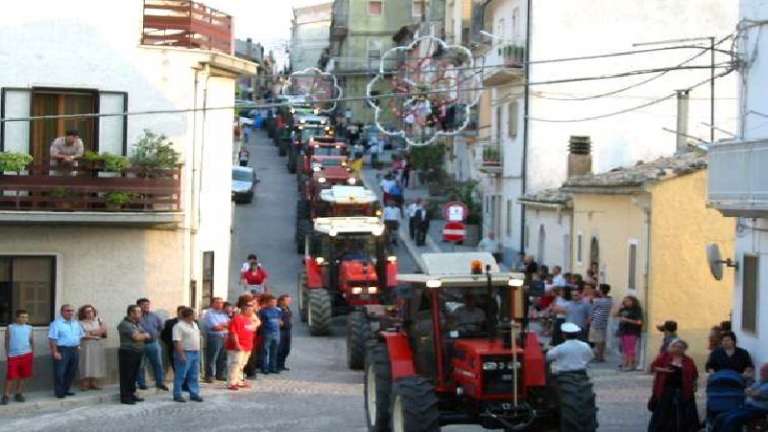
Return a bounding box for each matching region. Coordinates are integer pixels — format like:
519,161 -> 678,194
556,372 -> 598,432
298,272 -> 308,323
389,376 -> 440,432
296,219 -> 312,255
307,289 -> 332,336
296,199 -> 310,220
346,311 -> 369,370
365,342 -> 392,432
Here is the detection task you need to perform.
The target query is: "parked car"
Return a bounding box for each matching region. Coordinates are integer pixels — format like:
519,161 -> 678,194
232,166 -> 258,204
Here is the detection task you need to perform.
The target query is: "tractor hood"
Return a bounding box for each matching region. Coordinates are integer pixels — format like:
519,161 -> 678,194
340,260 -> 378,283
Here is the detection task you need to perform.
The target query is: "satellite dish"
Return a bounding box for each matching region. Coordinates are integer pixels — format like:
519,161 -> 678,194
706,243 -> 738,281
707,243 -> 724,280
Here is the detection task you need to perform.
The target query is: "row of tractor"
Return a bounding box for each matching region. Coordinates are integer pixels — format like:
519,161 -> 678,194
270,100 -> 596,431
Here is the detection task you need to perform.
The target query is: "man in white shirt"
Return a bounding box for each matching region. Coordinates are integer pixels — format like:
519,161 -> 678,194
546,323 -> 594,374
406,199 -> 424,240
552,265 -> 567,287
383,200 -> 402,246
172,308 -> 202,403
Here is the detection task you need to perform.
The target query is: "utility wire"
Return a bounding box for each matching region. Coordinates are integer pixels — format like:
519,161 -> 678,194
0,64 -> 733,123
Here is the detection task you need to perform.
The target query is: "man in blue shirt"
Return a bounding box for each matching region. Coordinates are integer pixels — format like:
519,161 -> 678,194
259,295 -> 282,374
136,298 -> 168,391
713,363 -> 768,432
48,304 -> 85,398
202,297 -> 229,383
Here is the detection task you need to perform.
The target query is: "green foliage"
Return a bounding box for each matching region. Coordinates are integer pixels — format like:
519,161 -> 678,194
410,144 -> 445,173
102,154 -> 131,172
482,147 -> 500,162
0,152 -> 33,173
445,180 -> 482,225
50,187 -> 75,198
83,151 -> 102,162
130,130 -> 181,169
105,191 -> 135,206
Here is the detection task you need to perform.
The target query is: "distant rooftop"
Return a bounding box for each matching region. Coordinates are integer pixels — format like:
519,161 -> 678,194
519,188 -> 571,206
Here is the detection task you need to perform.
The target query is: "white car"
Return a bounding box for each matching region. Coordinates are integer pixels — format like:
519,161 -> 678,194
232,166 -> 258,204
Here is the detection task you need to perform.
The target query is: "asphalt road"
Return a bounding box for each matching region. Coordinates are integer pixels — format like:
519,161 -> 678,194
0,131 -> 652,432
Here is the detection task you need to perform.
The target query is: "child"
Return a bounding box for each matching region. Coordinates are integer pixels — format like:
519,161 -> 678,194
3,309 -> 34,405
277,295 -> 293,372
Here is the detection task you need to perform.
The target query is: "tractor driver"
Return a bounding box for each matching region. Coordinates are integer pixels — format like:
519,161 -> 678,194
338,240 -> 368,262
449,294 -> 486,335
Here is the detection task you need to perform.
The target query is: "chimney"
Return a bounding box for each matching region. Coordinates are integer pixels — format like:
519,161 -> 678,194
567,135 -> 592,178
675,89 -> 690,154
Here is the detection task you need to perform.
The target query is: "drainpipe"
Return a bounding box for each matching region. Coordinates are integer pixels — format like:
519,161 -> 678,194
519,0 -> 532,259
187,66 -> 201,309
640,205 -> 652,368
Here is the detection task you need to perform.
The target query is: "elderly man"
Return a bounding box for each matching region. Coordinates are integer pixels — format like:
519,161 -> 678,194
49,129 -> 84,173
117,305 -> 150,405
48,304 -> 85,398
202,297 -> 229,383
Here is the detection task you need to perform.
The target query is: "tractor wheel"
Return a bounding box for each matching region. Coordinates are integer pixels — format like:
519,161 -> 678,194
296,220 -> 312,255
307,289 -> 332,336
556,372 -> 598,432
389,376 -> 440,432
296,199 -> 310,220
298,272 -> 308,323
365,342 -> 392,432
346,311 -> 369,370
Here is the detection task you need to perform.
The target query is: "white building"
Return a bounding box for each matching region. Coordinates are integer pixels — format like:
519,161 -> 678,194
518,189 -> 572,271
707,0 -> 768,366
0,0 -> 255,386
291,2 -> 333,72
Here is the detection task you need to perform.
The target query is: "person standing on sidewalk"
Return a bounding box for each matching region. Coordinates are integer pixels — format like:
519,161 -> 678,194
406,199 -> 424,240
136,298 -> 168,391
226,295 -> 259,390
117,305 -> 150,405
161,305 -> 185,372
77,305 -> 107,391
259,295 -> 282,374
48,304 -> 85,399
277,295 -> 293,372
172,307 -> 203,403
2,310 -> 34,405
383,200 -> 402,246
202,297 -> 229,383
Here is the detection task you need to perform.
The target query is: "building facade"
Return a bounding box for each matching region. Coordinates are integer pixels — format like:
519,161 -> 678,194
707,0 -> 768,366
0,0 -> 255,387
291,2 -> 333,73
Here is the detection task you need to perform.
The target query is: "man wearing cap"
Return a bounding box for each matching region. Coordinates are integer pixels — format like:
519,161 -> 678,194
49,129 -> 85,174
657,320 -> 678,353
546,323 -> 594,374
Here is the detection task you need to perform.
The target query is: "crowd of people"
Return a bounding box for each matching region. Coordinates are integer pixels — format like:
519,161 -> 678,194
1,255 -> 293,407
524,257 -> 768,431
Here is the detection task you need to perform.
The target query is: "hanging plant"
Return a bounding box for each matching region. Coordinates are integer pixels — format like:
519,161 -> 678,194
0,152 -> 33,173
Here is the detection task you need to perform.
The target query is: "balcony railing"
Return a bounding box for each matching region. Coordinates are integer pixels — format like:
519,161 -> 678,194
708,138 -> 768,217
477,141 -> 502,175
142,0 -> 233,55
331,0 -> 349,40
482,41 -> 525,86
0,162 -> 181,212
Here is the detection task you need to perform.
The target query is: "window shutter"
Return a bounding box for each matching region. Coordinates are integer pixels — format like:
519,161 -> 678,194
508,101 -> 518,138
98,92 -> 127,155
1,88 -> 32,152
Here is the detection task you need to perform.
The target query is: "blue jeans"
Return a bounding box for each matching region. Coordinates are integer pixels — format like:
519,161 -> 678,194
173,351 -> 200,399
261,332 -> 279,373
713,404 -> 768,432
53,346 -> 79,397
137,340 -> 165,387
204,333 -> 227,379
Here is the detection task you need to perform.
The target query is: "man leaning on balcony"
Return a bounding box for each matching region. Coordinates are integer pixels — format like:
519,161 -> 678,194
49,129 -> 84,175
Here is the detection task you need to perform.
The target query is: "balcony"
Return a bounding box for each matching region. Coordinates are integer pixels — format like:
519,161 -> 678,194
0,162 -> 182,225
708,138 -> 768,217
142,0 -> 233,55
478,143 -> 502,175
483,42 -> 525,86
330,0 -> 349,40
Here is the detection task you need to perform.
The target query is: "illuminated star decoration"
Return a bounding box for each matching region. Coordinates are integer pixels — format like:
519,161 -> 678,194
366,35 -> 482,147
285,67 -> 343,113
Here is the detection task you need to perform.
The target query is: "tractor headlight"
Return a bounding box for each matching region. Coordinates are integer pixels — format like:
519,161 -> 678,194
375,210 -> 383,216
367,286 -> 378,294
426,279 -> 442,289
508,278 -> 525,287
318,177 -> 327,184
371,225 -> 385,236
351,287 -> 363,295
313,166 -> 322,173
315,257 -> 325,265
482,361 -> 499,371
347,177 -> 357,185
387,256 -> 397,263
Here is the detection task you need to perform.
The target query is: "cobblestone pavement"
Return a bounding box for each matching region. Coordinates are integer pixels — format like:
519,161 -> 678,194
0,131 -> 656,431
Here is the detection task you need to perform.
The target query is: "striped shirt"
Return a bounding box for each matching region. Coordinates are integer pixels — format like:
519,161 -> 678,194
590,297 -> 613,330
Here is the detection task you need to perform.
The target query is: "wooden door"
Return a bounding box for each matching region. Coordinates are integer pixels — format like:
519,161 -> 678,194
30,90 -> 97,164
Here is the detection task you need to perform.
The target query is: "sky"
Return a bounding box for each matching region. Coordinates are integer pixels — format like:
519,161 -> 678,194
205,0 -> 332,67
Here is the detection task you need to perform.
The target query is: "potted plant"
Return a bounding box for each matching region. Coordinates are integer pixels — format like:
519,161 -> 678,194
102,153 -> 130,172
130,129 -> 181,175
0,152 -> 33,173
50,187 -> 77,210
105,191 -> 134,210
410,144 -> 446,187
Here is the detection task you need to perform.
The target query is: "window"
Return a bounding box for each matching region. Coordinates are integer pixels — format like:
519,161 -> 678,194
506,200 -> 513,237
1,88 -> 127,156
627,241 -> 638,290
367,39 -> 383,59
576,233 -> 583,264
507,101 -> 519,138
412,0 -> 428,18
368,1 -> 383,16
742,254 -> 759,333
0,256 -> 55,326
202,252 -> 215,308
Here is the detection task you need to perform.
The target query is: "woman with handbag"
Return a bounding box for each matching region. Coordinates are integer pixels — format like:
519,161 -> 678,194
648,339 -> 701,431
78,305 -> 107,390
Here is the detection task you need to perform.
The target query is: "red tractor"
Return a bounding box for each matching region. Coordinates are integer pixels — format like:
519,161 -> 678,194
360,252 -> 598,432
301,136 -> 349,176
297,217 -> 398,338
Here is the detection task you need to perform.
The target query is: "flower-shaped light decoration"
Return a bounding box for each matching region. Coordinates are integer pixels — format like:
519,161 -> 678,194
285,67 -> 343,113
366,36 -> 482,147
